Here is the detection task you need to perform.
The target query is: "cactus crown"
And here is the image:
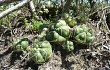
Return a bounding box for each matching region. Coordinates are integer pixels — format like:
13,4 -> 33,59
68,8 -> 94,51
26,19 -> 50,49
74,24 -> 94,45
46,19 -> 70,43
29,39 -> 52,64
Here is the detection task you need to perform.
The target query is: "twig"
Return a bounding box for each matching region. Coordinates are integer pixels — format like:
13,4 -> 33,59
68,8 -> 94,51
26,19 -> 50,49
95,39 -> 110,47
29,0 -> 42,20
89,6 -> 110,17
0,0 -> 31,19
29,0 -> 35,13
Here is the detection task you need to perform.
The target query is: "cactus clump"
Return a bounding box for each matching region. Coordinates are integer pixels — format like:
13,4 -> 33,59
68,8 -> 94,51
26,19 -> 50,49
12,38 -> 29,52
73,24 -> 94,45
62,41 -> 74,52
29,39 -> 52,64
46,19 -> 70,43
54,20 -> 70,38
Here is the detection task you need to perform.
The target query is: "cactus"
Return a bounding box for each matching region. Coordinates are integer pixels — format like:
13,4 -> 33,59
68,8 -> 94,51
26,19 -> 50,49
47,19 -> 71,43
73,24 -> 94,45
62,41 -> 74,52
49,20 -> 67,31
12,38 -> 29,52
38,28 -> 48,41
49,19 -> 70,38
67,17 -> 77,27
29,39 -> 52,64
46,31 -> 66,43
55,20 -> 70,38
55,25 -> 70,38
63,13 -> 77,27
54,20 -> 67,28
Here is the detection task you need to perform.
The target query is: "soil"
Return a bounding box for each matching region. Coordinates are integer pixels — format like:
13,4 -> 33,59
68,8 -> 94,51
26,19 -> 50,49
0,15 -> 110,70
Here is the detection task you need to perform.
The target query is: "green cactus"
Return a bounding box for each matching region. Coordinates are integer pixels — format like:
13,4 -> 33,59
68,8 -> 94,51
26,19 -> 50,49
55,26 -> 70,38
12,38 -> 29,52
46,31 -> 66,43
29,39 -> 52,64
54,19 -> 67,28
63,13 -> 77,27
73,24 -> 94,45
63,13 -> 69,19
46,19 -> 70,43
38,28 -> 48,41
50,19 -> 70,38
62,41 -> 74,52
49,20 -> 67,31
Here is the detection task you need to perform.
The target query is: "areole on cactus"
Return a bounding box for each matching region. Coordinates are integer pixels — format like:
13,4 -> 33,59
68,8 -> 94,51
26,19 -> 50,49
12,38 -> 29,52
73,24 -> 94,45
29,39 -> 52,64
